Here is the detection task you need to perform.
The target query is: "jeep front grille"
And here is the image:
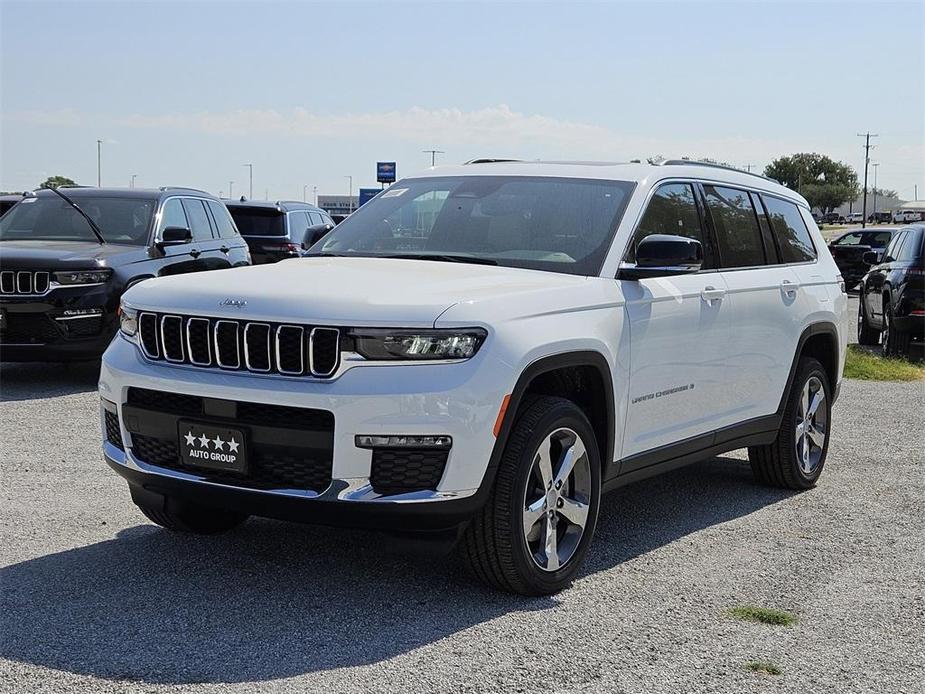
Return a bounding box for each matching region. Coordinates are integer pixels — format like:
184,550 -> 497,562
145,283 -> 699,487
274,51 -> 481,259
137,312 -> 340,378
0,271 -> 50,295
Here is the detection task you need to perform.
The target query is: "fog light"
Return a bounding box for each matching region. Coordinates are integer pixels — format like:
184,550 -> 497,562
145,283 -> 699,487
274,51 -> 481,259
355,435 -> 452,449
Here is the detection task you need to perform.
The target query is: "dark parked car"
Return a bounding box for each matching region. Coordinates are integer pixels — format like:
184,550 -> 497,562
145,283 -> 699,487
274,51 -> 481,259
857,225 -> 924,357
0,186 -> 250,361
822,212 -> 845,225
868,211 -> 892,224
225,199 -> 334,264
0,194 -> 24,217
828,228 -> 899,290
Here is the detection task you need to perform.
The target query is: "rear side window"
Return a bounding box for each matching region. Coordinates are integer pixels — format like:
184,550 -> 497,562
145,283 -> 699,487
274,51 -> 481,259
885,231 -> 906,260
897,229 -> 922,262
833,232 -> 862,246
703,185 -> 765,268
627,183 -> 710,265
863,231 -> 893,248
228,207 -> 286,236
181,198 -> 215,241
761,195 -> 816,263
207,200 -> 239,239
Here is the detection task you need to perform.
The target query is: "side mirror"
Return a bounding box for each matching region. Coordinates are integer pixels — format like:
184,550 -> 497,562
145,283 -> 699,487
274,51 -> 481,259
157,226 -> 192,249
303,223 -> 334,248
618,234 -> 703,280
862,251 -> 879,265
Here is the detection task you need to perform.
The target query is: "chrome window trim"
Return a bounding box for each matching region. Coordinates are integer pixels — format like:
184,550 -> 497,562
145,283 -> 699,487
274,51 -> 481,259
160,315 -> 185,363
186,317 -> 212,366
214,320 -> 241,369
275,325 -> 305,375
308,327 -> 340,377
243,322 -> 272,373
138,313 -> 160,359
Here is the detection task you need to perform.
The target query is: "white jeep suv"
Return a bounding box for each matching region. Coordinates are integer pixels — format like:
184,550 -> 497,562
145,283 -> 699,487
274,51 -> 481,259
101,160 -> 848,595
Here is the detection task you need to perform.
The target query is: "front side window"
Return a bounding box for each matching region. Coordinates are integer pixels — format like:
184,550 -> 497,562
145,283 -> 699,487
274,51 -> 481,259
626,183 -> 709,265
761,195 -> 816,263
158,198 -> 188,235
703,185 -> 765,268
313,176 -> 635,276
181,199 -> 215,242
0,195 -> 154,245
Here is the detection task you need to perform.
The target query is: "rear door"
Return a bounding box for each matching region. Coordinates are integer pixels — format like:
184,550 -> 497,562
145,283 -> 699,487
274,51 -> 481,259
206,199 -> 250,266
702,185 -> 807,422
620,181 -> 733,463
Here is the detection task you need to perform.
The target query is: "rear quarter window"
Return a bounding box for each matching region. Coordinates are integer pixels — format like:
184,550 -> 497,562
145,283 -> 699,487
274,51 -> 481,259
207,200 -> 239,239
761,195 -> 816,263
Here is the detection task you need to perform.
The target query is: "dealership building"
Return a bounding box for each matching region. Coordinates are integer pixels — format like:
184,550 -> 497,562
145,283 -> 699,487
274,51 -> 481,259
317,195 -> 359,217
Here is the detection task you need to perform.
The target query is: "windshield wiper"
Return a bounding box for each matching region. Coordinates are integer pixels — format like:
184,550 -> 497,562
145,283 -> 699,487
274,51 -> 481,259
385,253 -> 498,266
46,186 -> 106,245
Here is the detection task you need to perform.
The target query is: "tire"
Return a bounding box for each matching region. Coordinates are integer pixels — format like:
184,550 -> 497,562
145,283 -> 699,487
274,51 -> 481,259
135,498 -> 249,534
461,396 -> 602,595
881,299 -> 912,358
857,296 -> 880,345
749,357 -> 831,490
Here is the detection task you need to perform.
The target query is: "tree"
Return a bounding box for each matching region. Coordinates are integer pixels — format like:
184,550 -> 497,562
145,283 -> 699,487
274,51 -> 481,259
764,154 -> 859,213
38,175 -> 77,190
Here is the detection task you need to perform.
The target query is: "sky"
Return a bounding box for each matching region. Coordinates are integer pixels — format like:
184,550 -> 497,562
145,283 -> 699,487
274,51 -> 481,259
1,0 -> 923,201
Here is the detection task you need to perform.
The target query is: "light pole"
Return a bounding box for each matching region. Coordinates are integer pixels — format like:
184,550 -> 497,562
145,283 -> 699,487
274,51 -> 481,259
243,163 -> 253,199
423,149 -> 444,166
313,185 -> 318,206
872,163 -> 880,218
344,175 -> 353,213
303,184 -> 308,203
229,181 -> 234,199
97,139 -> 102,186
130,174 -> 137,189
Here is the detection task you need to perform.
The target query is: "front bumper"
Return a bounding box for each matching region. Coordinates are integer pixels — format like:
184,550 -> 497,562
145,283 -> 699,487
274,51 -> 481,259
99,335 -> 513,528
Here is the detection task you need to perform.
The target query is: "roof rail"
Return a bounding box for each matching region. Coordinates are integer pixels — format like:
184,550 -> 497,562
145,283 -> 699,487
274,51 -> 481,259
158,186 -> 213,195
464,158 -> 523,165
654,158 -> 779,184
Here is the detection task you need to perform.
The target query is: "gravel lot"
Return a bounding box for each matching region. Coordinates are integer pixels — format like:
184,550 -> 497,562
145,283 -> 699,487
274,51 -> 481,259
1,360 -> 923,694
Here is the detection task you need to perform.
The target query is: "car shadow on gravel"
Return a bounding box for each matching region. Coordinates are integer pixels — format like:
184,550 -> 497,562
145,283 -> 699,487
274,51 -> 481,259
0,455 -> 795,684
0,361 -> 100,401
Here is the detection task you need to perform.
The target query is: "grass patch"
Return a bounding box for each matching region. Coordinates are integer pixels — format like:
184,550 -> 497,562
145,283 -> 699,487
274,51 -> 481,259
844,345 -> 925,381
745,661 -> 782,676
727,605 -> 797,626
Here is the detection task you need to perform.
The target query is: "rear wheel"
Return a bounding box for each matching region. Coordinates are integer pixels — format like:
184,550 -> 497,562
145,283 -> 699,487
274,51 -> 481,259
857,296 -> 880,345
882,299 -> 912,358
749,357 -> 831,490
135,497 -> 249,534
461,396 -> 601,595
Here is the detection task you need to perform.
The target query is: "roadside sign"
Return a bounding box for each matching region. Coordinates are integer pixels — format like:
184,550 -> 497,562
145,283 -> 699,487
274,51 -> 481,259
358,188 -> 379,207
377,162 -> 396,184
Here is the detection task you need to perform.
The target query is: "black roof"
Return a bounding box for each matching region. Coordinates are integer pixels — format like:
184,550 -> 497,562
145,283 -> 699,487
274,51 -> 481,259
223,198 -> 325,213
30,186 -> 219,201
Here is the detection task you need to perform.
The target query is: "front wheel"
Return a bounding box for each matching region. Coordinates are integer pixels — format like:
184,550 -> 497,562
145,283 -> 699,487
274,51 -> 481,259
749,357 -> 831,490
857,296 -> 880,345
461,396 -> 601,595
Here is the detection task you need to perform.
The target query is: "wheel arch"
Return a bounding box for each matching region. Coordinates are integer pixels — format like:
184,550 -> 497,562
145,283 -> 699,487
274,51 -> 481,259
489,351 -> 616,481
778,322 -> 840,414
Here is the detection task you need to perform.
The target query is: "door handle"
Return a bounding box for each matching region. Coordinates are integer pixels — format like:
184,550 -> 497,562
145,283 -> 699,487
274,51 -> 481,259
220,246 -> 230,253
700,286 -> 726,303
780,279 -> 799,297
189,248 -> 201,258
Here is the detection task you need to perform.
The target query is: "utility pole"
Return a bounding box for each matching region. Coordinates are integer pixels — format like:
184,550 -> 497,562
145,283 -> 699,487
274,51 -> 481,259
97,139 -> 102,186
313,185 -> 318,206
243,163 -> 253,199
344,176 -> 353,213
130,174 -> 137,189
303,184 -> 308,203
423,149 -> 444,167
871,163 -> 880,218
857,132 -> 878,229
229,181 -> 234,199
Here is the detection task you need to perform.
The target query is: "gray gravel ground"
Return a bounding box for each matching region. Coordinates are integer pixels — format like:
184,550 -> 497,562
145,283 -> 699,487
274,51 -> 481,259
1,360 -> 923,694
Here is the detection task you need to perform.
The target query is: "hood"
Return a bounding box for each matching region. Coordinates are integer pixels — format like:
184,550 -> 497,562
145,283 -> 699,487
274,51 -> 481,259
0,240 -> 144,269
122,256 -> 595,327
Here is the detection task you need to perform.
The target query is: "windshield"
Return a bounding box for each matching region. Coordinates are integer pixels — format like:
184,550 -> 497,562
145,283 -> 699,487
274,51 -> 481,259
0,195 -> 154,245
227,207 -> 286,236
311,175 -> 635,275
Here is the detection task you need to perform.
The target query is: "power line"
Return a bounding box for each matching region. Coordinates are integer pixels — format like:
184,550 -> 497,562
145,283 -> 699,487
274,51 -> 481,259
857,132 -> 879,229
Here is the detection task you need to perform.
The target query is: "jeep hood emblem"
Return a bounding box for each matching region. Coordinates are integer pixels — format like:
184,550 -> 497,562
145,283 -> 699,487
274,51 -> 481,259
220,298 -> 247,308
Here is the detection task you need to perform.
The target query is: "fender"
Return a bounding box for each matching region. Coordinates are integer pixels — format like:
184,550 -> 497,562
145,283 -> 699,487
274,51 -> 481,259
777,321 -> 841,413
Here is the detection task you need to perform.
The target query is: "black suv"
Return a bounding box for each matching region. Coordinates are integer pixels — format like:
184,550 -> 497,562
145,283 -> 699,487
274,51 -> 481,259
0,187 -> 250,361
857,225 -> 925,357
225,199 -> 334,264
828,228 -> 898,289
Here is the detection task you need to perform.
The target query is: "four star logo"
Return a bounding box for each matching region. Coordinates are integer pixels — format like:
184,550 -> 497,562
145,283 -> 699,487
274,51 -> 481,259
184,430 -> 240,456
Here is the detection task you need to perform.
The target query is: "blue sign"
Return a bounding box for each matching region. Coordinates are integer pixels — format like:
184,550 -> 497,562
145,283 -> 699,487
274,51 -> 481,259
377,161 -> 396,183
358,188 -> 379,207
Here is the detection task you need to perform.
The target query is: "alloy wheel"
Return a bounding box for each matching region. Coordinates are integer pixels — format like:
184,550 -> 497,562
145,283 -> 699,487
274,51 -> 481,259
794,376 -> 827,476
522,427 -> 592,572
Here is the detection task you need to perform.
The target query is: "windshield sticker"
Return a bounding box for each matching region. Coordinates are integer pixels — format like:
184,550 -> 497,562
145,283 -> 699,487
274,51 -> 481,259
380,187 -> 408,199
20,197 -> 36,203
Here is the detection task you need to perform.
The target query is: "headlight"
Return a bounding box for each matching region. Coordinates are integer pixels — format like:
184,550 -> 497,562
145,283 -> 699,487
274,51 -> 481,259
119,303 -> 138,337
54,269 -> 113,285
351,328 -> 487,361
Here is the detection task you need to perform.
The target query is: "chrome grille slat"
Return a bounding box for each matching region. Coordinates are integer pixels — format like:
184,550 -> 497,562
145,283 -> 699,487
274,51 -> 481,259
17,272 -> 32,294
138,313 -> 339,379
0,271 -> 13,293
0,270 -> 53,295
